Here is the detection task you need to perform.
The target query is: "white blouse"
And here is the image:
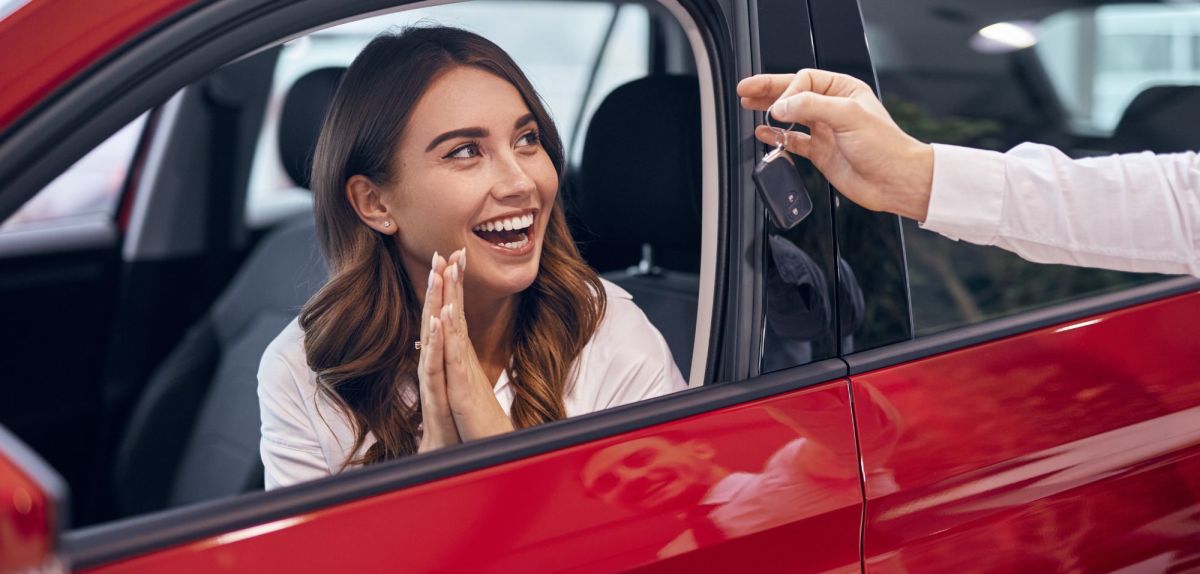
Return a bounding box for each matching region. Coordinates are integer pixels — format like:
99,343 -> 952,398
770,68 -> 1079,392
258,279 -> 687,489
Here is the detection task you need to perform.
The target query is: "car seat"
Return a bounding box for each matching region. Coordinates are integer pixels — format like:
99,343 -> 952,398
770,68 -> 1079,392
577,75 -> 701,377
1110,85 -> 1200,154
109,68 -> 341,516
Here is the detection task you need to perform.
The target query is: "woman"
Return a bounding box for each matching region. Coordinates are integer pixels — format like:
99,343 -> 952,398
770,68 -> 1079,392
258,26 -> 687,489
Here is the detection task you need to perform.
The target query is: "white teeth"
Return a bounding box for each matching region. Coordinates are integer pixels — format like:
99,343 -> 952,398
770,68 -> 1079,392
499,236 -> 530,250
474,214 -> 534,233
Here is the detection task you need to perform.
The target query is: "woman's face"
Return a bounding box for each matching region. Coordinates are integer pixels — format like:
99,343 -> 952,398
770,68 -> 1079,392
384,66 -> 558,300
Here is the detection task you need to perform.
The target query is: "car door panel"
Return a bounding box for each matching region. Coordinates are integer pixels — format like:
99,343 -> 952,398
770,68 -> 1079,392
852,292 -> 1200,572
80,380 -> 862,573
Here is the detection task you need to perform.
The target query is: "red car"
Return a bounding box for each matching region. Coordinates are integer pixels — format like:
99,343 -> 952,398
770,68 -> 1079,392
2,0 -> 1199,572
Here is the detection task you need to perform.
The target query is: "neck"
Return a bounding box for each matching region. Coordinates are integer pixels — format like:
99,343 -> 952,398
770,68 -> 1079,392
463,288 -> 518,384
408,258 -> 519,386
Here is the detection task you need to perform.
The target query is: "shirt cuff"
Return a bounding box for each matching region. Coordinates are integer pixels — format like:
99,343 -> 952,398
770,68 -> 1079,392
920,143 -> 1007,245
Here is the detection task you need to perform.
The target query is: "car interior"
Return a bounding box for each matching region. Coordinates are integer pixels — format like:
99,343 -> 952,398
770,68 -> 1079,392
0,0 -> 705,529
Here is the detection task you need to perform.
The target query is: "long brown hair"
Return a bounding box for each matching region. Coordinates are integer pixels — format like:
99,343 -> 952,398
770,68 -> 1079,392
300,26 -> 605,465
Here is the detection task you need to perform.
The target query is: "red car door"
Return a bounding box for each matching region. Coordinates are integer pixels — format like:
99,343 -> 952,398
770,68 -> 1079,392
812,0 -> 1200,569
0,0 -> 868,572
852,283 -> 1200,572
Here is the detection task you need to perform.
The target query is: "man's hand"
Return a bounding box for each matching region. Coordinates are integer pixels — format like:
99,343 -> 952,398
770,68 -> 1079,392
738,69 -> 935,222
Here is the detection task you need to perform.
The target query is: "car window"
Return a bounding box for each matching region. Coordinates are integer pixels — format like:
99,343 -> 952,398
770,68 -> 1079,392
860,0 -> 1176,337
245,0 -> 649,228
0,114 -> 145,233
1,0 -> 711,534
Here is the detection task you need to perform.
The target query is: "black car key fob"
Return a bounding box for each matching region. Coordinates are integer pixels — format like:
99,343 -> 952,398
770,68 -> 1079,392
753,145 -> 813,230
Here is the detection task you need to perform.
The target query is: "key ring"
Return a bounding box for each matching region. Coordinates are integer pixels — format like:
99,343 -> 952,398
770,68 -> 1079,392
764,102 -> 797,152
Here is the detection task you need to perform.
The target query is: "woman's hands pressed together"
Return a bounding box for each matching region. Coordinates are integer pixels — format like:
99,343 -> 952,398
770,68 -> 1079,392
417,249 -> 514,453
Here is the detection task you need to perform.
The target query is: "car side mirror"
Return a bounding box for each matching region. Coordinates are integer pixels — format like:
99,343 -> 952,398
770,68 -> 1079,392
0,425 -> 67,574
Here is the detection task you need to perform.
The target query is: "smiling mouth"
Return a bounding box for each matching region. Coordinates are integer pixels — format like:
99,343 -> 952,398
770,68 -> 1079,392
473,213 -> 534,250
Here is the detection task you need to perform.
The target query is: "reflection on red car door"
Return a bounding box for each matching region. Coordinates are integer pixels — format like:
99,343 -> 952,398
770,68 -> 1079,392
84,380 -> 864,573
853,292 -> 1200,572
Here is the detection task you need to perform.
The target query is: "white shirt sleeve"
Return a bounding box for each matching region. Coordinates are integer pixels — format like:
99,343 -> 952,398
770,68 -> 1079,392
257,323 -> 334,489
921,142 -> 1200,277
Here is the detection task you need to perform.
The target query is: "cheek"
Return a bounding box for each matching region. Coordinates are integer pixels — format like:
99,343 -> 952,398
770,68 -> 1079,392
531,156 -> 559,208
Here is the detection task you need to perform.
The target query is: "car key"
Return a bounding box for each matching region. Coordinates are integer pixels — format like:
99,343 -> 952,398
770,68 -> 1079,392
752,115 -> 813,230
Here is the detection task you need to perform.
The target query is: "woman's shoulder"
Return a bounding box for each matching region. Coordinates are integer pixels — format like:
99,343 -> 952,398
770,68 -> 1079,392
588,277 -> 672,361
259,317 -> 315,390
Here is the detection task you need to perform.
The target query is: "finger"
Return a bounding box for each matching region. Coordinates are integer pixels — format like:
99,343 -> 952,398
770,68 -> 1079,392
420,253 -> 444,349
736,73 -> 797,101
441,303 -> 466,380
740,96 -> 778,112
422,315 -> 445,396
771,91 -> 861,132
441,250 -> 460,324
453,248 -> 467,328
754,125 -> 812,158
774,69 -> 869,103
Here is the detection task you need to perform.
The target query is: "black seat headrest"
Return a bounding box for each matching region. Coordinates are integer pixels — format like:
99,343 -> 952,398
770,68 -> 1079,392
1111,85 -> 1200,154
578,75 -> 702,273
278,67 -> 345,188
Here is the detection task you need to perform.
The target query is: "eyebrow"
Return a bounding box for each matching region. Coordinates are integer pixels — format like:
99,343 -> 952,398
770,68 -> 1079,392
426,127 -> 487,153
424,113 -> 539,153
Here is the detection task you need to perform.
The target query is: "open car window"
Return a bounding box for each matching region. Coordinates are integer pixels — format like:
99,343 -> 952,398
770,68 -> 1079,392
0,0 -> 716,541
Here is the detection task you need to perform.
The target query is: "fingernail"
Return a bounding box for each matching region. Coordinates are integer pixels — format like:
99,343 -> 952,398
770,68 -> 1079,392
428,268 -> 436,289
773,98 -> 789,119
459,249 -> 467,272
431,251 -> 439,269
447,303 -> 454,322
451,262 -> 459,282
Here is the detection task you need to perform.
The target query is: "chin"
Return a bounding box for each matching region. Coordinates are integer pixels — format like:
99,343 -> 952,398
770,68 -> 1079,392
476,258 -> 541,297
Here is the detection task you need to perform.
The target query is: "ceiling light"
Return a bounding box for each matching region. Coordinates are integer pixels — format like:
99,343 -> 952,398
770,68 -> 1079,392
971,21 -> 1038,53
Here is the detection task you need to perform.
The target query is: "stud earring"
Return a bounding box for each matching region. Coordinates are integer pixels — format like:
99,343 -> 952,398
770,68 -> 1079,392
383,221 -> 391,228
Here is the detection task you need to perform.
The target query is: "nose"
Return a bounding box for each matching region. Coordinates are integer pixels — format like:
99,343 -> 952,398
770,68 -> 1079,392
490,150 -> 537,201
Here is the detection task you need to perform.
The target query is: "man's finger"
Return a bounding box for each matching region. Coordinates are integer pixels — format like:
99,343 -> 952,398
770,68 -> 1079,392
754,125 -> 812,158
771,91 -> 859,132
736,73 -> 797,100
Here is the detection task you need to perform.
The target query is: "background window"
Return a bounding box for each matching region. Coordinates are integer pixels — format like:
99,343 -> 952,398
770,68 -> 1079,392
861,0 -> 1179,336
0,115 -> 146,233
1038,4 -> 1200,134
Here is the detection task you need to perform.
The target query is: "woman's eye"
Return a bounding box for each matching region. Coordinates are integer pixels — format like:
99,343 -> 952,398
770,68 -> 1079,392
517,130 -> 540,148
446,143 -> 480,160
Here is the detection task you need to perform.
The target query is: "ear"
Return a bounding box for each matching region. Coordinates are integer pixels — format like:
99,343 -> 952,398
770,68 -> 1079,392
345,174 -> 397,235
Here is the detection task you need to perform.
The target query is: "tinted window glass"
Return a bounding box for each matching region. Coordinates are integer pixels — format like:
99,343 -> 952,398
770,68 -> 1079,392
861,0 -> 1176,337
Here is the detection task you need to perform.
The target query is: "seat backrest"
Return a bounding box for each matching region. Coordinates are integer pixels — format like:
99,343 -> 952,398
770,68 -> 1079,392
577,75 -> 701,376
1110,85 -> 1200,154
111,68 -> 341,516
